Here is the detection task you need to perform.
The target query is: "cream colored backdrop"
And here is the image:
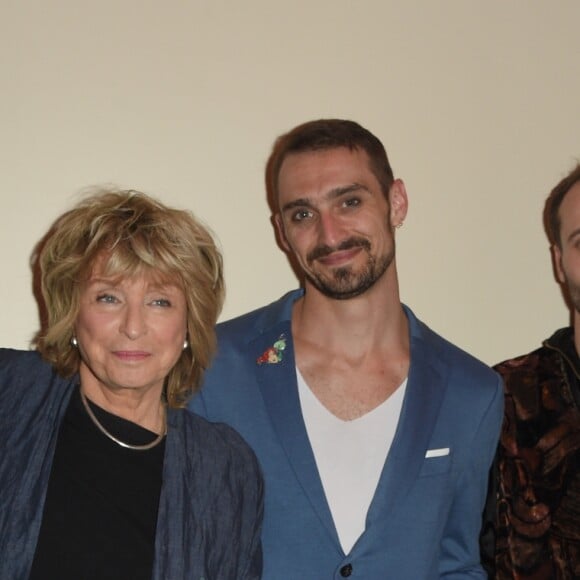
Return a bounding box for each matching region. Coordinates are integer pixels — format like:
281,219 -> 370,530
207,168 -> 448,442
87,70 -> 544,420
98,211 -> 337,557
2,1 -> 579,365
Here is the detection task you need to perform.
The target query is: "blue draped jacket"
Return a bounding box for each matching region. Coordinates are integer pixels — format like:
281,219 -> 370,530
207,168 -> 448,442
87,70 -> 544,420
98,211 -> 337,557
0,349 -> 263,580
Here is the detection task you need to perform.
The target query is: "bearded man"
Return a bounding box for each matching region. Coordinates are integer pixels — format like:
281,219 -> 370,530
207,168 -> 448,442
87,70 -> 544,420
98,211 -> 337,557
192,119 -> 503,579
482,163 -> 580,578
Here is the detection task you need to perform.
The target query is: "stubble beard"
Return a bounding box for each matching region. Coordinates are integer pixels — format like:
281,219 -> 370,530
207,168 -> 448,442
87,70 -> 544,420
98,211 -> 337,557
565,277 -> 580,315
305,237 -> 394,300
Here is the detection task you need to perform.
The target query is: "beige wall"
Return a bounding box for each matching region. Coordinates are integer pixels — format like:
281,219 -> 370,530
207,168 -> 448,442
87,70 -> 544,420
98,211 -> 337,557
2,0 -> 579,365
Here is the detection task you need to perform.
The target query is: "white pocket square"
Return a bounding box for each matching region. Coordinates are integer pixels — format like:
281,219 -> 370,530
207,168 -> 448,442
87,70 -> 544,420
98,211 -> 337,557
425,447 -> 450,458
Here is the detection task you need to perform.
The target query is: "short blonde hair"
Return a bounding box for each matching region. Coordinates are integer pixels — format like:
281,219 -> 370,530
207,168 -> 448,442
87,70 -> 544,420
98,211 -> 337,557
34,189 -> 224,408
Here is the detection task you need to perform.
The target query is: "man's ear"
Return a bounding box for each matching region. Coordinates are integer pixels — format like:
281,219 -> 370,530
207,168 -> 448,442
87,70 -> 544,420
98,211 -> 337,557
388,179 -> 409,228
274,213 -> 291,252
553,244 -> 566,284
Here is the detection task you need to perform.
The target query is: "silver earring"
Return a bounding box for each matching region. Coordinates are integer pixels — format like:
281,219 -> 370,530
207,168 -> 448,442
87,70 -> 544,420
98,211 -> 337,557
183,339 -> 189,350
395,222 -> 404,229
71,336 -> 78,347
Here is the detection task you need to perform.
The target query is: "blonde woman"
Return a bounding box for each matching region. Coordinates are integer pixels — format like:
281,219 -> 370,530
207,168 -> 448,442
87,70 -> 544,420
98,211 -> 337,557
0,190 -> 263,580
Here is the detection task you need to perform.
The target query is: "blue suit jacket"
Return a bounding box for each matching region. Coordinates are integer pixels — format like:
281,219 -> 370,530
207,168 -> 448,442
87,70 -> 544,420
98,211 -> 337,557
191,290 -> 503,579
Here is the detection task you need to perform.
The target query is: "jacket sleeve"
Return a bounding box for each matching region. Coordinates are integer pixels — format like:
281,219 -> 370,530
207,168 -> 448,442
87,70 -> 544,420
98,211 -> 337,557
241,467 -> 264,580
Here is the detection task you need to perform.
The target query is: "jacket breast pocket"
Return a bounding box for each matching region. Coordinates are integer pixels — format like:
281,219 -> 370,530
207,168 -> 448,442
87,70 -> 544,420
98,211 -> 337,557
400,453 -> 454,524
419,452 -> 452,477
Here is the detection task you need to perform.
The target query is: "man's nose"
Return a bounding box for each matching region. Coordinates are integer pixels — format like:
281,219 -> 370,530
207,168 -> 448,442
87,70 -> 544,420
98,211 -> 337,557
317,212 -> 345,247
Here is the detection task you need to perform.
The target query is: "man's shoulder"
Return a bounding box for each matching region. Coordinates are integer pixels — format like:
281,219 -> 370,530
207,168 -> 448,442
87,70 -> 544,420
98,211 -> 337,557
407,307 -> 498,382
489,329 -> 575,404
216,290 -> 301,341
493,347 -> 546,373
492,349 -> 563,398
493,328 -> 568,378
215,306 -> 267,338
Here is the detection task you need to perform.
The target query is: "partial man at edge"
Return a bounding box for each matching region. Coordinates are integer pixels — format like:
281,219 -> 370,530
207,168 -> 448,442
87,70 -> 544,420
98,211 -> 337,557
481,163 -> 580,579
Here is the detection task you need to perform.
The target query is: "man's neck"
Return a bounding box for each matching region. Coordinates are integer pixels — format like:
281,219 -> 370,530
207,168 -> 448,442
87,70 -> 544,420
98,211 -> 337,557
293,273 -> 408,358
291,270 -> 410,420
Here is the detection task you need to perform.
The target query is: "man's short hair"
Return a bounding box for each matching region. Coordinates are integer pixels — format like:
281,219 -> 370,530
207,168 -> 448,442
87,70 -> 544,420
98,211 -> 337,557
545,163 -> 580,246
266,119 -> 395,210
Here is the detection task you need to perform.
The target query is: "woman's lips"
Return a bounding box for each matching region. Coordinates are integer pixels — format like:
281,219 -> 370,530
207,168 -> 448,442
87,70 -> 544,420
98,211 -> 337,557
113,351 -> 151,361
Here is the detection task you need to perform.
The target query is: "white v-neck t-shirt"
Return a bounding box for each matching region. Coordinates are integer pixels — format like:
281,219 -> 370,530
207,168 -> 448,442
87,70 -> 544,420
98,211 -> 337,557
297,367 -> 407,554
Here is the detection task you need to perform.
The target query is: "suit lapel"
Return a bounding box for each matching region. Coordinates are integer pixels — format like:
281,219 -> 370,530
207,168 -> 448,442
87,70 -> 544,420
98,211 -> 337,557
250,322 -> 340,548
365,308 -> 449,529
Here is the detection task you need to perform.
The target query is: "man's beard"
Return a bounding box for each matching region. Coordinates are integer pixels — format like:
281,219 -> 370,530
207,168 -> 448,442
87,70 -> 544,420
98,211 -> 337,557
564,276 -> 580,314
305,237 -> 394,300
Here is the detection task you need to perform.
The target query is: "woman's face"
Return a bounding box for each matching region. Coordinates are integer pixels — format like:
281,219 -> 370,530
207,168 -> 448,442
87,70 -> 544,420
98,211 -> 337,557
75,264 -> 187,401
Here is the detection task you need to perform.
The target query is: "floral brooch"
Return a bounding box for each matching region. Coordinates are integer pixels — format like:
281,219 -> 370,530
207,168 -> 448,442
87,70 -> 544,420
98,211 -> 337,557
257,334 -> 287,365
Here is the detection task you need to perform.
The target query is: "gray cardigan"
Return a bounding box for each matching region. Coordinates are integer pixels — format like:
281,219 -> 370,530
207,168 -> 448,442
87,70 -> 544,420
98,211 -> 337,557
0,349 -> 263,579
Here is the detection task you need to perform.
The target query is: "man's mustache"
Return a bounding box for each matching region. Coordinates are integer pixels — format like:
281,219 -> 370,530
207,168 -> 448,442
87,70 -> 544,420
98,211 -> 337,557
307,237 -> 371,263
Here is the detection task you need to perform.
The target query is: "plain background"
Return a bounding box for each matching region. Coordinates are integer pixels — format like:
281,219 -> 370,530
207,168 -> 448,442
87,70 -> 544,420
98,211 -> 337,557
2,1 -> 579,365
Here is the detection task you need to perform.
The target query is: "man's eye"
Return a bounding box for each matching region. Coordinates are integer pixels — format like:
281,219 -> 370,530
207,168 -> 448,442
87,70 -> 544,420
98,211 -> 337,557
292,209 -> 312,222
344,197 -> 360,208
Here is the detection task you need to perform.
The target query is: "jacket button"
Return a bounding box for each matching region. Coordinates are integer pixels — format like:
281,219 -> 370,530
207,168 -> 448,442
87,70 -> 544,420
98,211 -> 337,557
340,563 -> 353,577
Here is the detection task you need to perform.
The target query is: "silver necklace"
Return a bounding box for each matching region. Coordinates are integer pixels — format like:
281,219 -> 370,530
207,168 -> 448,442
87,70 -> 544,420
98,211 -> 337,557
80,389 -> 166,451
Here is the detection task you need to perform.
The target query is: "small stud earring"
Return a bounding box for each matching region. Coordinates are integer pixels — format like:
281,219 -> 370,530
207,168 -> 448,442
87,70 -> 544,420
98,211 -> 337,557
71,336 -> 78,347
183,339 -> 189,350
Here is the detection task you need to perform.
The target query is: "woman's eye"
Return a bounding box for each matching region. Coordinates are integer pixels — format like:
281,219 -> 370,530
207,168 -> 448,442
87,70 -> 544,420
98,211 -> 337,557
151,298 -> 171,307
96,294 -> 118,304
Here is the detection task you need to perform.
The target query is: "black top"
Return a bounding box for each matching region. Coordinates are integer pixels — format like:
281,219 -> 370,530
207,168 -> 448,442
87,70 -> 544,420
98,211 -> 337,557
29,386 -> 165,580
